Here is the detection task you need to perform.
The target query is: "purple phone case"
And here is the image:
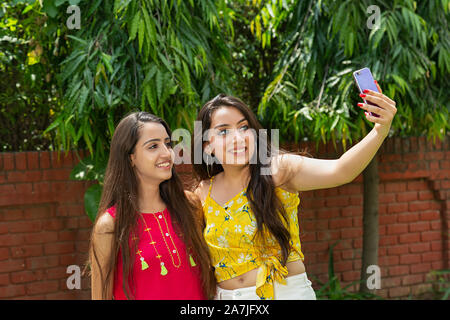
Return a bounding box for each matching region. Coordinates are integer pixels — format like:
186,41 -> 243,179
353,68 -> 380,117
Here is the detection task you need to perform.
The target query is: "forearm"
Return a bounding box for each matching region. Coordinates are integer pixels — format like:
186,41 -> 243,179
337,127 -> 386,183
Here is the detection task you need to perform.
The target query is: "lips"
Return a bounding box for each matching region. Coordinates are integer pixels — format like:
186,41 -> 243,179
155,161 -> 172,169
228,146 -> 247,155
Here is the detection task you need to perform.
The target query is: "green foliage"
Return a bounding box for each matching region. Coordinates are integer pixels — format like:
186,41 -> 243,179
245,0 -> 449,147
44,0 -> 235,158
0,0 -> 67,151
427,269 -> 450,300
312,241 -> 383,300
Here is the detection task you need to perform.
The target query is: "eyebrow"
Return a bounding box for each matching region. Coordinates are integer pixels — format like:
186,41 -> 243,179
142,137 -> 170,146
213,118 -> 247,129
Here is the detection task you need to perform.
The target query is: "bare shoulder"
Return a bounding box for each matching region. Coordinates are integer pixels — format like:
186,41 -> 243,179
193,179 -> 211,205
271,153 -> 302,192
94,211 -> 115,234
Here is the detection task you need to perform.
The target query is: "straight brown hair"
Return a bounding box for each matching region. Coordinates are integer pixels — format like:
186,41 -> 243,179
88,111 -> 216,299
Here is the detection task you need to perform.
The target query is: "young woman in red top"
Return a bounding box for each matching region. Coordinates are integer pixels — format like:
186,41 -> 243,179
89,112 -> 215,300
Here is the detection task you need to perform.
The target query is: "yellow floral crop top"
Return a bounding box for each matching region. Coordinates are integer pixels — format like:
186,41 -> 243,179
202,175 -> 304,300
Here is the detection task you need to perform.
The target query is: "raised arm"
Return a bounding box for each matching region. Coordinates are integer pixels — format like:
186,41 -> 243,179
275,81 -> 397,192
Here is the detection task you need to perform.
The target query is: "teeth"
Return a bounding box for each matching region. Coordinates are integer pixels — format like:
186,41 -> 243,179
231,148 -> 246,153
156,162 -> 170,168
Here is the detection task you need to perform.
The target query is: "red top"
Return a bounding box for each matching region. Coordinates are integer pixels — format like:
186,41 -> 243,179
107,206 -> 206,300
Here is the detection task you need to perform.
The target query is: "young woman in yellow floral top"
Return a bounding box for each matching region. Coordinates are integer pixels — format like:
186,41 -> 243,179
192,86 -> 396,300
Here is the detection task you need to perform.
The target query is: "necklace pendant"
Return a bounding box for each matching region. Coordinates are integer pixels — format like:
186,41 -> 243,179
189,254 -> 197,267
140,257 -> 149,271
160,262 -> 168,276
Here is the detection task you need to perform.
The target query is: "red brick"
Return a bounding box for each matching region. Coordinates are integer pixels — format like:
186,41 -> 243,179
399,254 -> 421,264
14,183 -> 33,195
387,245 -> 409,255
26,152 -> 40,170
421,231 -> 441,241
407,180 -> 428,191
410,262 -> 431,274
399,233 -> 420,244
419,210 -> 440,221
334,261 -> 353,272
421,251 -> 442,262
380,255 -> 399,266
380,214 -> 397,225
440,160 -> 450,169
0,285 -> 26,299
325,196 -> 349,207
39,151 -> 50,169
409,221 -> 430,232
388,203 -> 408,214
11,245 -> 43,258
26,280 -> 59,295
418,190 -> 434,201
383,277 -> 402,288
386,224 -> 408,235
340,228 -> 362,239
0,247 -> 9,260
329,218 -> 353,229
402,274 -> 424,286
396,192 -> 418,202
397,212 -> 420,223
42,169 -> 70,181
2,153 -> 15,170
389,265 -> 409,276
43,219 -> 65,231
317,209 -> 340,219
379,235 -> 397,246
14,153 -> 27,170
409,201 -> 431,211
0,259 -> 26,273
409,242 -> 431,253
385,182 -> 407,193
430,241 -> 442,251
8,220 -> 42,233
0,273 -> 9,286
11,270 -> 45,284
23,232 -> 58,245
380,193 -> 396,203
0,234 -> 25,247
44,243 -> 75,255
26,256 -> 59,269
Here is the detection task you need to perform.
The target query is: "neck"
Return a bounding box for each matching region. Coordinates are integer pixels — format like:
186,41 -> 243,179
136,179 -> 165,213
220,164 -> 251,189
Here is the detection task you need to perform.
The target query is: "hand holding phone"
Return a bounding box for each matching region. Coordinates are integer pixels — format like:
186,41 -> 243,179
353,67 -> 381,117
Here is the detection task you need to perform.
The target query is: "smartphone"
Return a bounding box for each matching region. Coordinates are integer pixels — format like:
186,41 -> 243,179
353,67 -> 380,117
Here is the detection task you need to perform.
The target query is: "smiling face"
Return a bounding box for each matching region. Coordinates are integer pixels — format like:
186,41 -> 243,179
130,122 -> 174,184
205,106 -> 256,167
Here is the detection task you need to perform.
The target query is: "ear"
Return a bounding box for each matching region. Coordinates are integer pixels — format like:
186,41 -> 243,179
129,153 -> 136,167
203,142 -> 213,156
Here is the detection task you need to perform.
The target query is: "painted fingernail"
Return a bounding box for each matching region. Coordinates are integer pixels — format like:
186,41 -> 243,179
374,80 -> 378,84
360,93 -> 366,98
365,112 -> 369,117
357,103 -> 364,107
363,89 -> 370,93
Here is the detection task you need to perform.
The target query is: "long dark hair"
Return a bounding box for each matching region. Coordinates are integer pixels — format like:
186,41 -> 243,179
192,94 -> 292,266
89,111 -> 216,299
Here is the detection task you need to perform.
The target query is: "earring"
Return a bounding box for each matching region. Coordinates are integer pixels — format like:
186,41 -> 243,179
206,153 -> 214,178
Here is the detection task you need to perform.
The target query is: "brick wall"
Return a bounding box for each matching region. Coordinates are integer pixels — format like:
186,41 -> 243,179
0,151 -> 92,299
0,136 -> 448,299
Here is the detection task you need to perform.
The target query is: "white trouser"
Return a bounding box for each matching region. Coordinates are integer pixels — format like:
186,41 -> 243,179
214,272 -> 317,300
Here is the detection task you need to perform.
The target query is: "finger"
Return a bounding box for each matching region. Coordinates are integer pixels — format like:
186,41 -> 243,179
357,103 -> 389,118
374,80 -> 382,94
364,112 -> 389,125
362,88 -> 396,107
360,93 -> 395,112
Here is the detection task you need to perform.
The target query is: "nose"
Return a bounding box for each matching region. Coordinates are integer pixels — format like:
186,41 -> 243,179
160,143 -> 172,158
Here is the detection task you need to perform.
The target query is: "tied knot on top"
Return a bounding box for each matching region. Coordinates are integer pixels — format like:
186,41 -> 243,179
256,255 -> 288,300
